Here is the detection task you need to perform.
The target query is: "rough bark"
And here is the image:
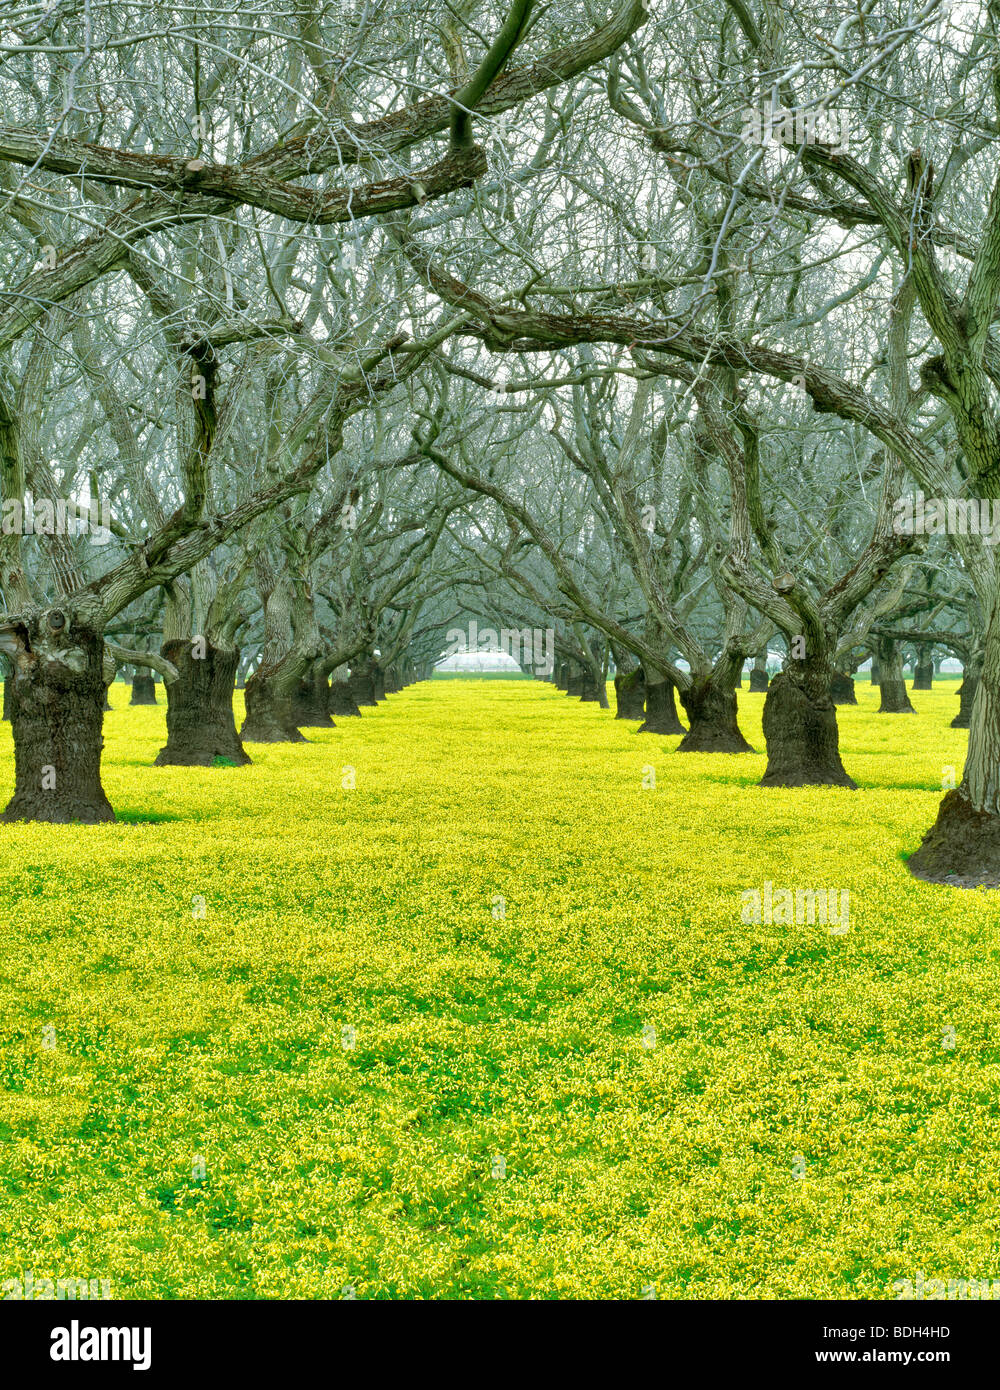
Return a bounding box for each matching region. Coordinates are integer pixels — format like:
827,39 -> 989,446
579,670 -> 608,706
130,672 -> 158,705
913,651 -> 934,690
292,666 -> 334,727
951,664 -> 979,729
677,679 -> 753,752
329,679 -> 362,717
759,665 -> 856,788
614,666 -> 646,720
240,667 -> 306,743
830,670 -> 857,705
349,663 -> 378,707
748,652 -> 770,692
155,640 -> 251,766
638,679 -> 685,734
877,638 -> 915,713
1,611 -> 115,823
910,610 -> 1000,886
566,671 -> 584,696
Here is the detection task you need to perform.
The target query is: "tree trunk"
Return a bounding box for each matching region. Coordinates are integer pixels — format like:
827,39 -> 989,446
292,665 -> 333,727
155,640 -> 251,766
579,670 -> 608,706
240,665 -> 306,743
566,670 -> 584,696
614,667 -> 646,720
329,679 -> 362,717
2,662 -> 11,721
130,672 -> 158,705
556,663 -> 569,691
373,664 -> 386,701
638,679 -> 685,734
877,638 -> 915,713
349,662 -> 378,707
760,662 -> 856,788
829,670 -> 857,705
748,651 -> 769,692
1,612 -> 115,823
910,597 -> 1000,885
870,658 -> 880,685
913,649 -> 934,690
951,662 -> 980,729
677,677 -> 753,752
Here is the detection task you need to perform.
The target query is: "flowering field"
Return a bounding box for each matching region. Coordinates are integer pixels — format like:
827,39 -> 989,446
1,677 -> 997,1300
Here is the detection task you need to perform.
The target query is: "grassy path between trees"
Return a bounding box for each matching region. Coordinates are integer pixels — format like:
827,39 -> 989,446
1,678 -> 997,1299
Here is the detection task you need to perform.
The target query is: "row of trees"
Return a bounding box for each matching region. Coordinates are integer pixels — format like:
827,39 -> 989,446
0,0 -> 998,885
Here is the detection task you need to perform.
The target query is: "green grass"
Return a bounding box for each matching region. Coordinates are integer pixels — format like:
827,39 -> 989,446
0,677 -> 997,1300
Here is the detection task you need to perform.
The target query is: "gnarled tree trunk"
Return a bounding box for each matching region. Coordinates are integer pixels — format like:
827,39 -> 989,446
155,639 -> 250,766
349,661 -> 378,707
910,597 -> 1000,886
748,651 -> 769,692
913,649 -> 934,690
579,669 -> 608,706
130,672 -> 158,705
678,675 -> 753,753
877,637 -> 915,713
292,663 -> 333,728
0,609 -> 115,823
760,661 -> 856,788
829,670 -> 857,705
614,666 -> 646,720
240,662 -> 306,743
329,678 -> 362,717
951,661 -> 980,729
638,679 -> 685,734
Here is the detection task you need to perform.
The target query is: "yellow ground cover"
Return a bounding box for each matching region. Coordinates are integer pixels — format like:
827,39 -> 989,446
0,678 -> 997,1299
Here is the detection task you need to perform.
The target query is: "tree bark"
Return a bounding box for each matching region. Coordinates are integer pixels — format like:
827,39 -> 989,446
951,661 -> 980,729
638,678 -> 685,734
349,661 -> 378,707
748,651 -> 769,692
292,664 -> 334,727
913,649 -> 934,690
240,663 -> 306,743
677,677 -> 753,752
579,670 -> 608,706
760,662 -> 856,788
155,640 -> 251,766
830,670 -> 857,705
130,672 -> 158,705
614,666 -> 646,720
910,605 -> 1000,885
329,679 -> 362,716
0,611 -> 115,823
877,638 -> 915,713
